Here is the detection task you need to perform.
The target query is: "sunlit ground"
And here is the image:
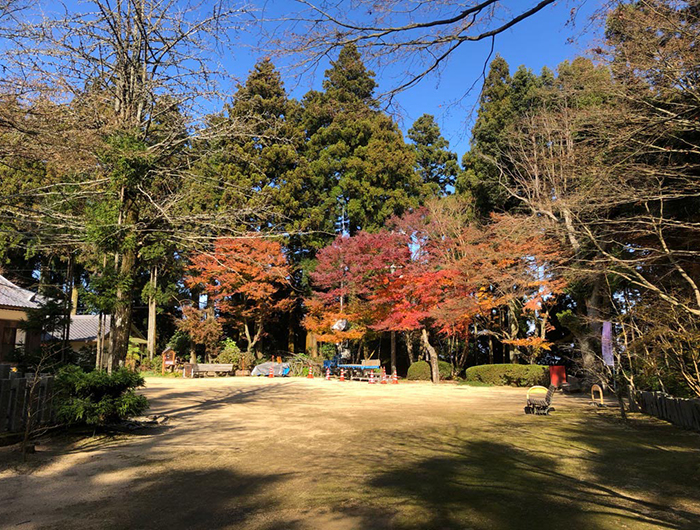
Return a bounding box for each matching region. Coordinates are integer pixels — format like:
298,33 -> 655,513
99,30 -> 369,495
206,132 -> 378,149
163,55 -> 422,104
1,377 -> 698,530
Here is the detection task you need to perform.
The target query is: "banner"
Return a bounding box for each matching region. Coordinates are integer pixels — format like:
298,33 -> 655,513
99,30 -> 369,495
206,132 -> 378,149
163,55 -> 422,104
602,321 -> 614,367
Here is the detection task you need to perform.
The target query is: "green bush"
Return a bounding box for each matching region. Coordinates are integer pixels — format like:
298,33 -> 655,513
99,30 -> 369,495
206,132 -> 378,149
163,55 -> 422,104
139,354 -> 162,372
406,360 -> 452,381
319,343 -> 337,359
55,366 -> 149,426
216,339 -> 255,371
464,364 -> 549,387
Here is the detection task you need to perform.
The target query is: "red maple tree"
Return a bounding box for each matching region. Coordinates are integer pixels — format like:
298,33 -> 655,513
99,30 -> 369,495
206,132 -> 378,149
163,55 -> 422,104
304,231 -> 410,343
306,197 -> 568,381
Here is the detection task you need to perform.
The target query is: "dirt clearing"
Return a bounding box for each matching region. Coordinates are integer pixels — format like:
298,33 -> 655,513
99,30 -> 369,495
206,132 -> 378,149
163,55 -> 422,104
1,377 -> 699,530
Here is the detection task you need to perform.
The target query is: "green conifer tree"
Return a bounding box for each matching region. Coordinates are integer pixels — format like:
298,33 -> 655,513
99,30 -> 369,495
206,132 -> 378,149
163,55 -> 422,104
407,114 -> 460,196
303,44 -> 421,238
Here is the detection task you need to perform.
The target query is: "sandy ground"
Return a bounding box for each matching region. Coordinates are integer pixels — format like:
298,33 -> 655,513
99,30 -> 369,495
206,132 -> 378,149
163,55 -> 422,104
1,377 -> 699,530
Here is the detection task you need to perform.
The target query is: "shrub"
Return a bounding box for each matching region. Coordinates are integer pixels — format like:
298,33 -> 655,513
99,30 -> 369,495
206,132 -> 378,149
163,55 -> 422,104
216,339 -> 255,371
406,360 -> 452,381
464,364 -> 549,387
319,343 -> 337,359
139,355 -> 162,372
55,366 -> 149,426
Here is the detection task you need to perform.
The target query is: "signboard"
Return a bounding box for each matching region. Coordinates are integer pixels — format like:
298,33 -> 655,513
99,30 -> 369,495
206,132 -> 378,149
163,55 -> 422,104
602,321 -> 614,367
162,348 -> 177,374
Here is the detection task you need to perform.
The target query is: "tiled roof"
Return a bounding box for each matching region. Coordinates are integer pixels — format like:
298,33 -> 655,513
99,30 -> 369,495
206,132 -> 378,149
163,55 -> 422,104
47,314 -> 112,342
67,314 -> 112,341
0,275 -> 45,310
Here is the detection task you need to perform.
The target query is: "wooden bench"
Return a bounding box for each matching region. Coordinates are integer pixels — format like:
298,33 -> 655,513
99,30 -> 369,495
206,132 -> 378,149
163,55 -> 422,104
190,363 -> 234,378
525,385 -> 556,415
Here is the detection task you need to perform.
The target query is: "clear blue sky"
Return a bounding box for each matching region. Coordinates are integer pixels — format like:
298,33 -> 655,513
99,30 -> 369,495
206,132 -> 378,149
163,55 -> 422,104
229,0 -> 604,158
50,0 -> 603,158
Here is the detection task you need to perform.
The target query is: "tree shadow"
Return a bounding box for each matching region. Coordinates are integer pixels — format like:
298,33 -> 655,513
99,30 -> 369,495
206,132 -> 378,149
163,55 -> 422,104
144,381 -> 307,419
333,421 -> 700,530
0,453 -> 297,530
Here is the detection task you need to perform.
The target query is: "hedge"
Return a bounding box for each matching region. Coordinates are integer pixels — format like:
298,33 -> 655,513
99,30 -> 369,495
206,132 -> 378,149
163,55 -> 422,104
464,364 -> 549,387
407,360 -> 452,381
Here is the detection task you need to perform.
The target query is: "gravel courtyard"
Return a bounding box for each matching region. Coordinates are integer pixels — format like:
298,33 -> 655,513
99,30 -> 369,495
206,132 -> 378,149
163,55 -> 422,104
1,377 -> 699,530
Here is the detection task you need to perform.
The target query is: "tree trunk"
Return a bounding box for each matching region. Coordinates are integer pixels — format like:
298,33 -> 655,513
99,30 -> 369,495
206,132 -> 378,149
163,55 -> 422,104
287,325 -> 295,354
147,265 -> 158,361
96,312 -> 104,370
110,200 -> 138,372
245,319 -> 264,359
508,301 -> 519,363
405,331 -> 416,365
420,328 -> 440,384
581,273 -> 605,375
305,331 -> 318,358
390,331 -> 396,374
70,286 -> 79,316
62,253 -> 75,362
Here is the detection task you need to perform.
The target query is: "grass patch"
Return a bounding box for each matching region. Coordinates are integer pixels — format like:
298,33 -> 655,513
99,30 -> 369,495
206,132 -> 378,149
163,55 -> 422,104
457,380 -> 494,387
139,370 -> 182,378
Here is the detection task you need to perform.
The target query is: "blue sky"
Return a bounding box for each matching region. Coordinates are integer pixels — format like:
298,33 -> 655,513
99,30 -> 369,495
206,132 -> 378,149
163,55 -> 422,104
229,0 -> 604,158
49,1 -> 603,158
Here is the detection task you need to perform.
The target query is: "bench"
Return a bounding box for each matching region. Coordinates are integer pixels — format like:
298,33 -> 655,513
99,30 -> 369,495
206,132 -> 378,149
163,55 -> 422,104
190,363 -> 234,378
361,360 -> 381,368
525,385 -> 556,415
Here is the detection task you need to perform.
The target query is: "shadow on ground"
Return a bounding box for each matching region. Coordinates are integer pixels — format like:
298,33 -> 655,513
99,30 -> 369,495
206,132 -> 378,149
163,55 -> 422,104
327,417 -> 700,530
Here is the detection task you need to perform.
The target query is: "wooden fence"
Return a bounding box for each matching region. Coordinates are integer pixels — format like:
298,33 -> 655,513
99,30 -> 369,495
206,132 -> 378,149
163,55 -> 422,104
0,364 -> 55,433
633,390 -> 700,432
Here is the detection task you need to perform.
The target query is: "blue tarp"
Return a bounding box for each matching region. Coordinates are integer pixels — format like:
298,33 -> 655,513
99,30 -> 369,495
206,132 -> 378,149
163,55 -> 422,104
251,362 -> 290,377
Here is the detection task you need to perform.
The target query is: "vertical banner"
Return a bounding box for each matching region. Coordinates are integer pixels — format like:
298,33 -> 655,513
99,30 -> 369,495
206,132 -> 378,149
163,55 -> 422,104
602,321 -> 614,367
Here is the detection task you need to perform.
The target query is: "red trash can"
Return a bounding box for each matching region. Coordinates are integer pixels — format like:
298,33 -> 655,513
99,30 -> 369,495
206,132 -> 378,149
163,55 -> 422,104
550,365 -> 567,387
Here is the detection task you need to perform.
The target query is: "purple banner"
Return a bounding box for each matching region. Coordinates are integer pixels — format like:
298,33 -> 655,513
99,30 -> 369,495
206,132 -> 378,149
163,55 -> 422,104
602,321 -> 614,367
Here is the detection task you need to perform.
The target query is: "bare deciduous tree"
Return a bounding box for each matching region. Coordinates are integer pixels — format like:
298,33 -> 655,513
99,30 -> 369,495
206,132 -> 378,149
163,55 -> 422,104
0,0 -> 258,369
269,0 -> 569,98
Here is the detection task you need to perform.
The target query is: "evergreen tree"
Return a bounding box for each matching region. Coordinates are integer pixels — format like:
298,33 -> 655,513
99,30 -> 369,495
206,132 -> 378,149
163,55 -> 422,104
191,59 -> 304,231
302,44 -> 422,239
407,114 -> 460,196
458,55 -> 515,216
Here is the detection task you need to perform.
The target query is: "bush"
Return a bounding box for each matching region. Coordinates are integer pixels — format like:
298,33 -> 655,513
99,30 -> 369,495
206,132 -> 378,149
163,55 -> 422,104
406,360 -> 452,381
216,339 -> 255,371
319,343 -> 337,359
464,364 -> 549,387
55,366 -> 149,426
139,354 -> 162,372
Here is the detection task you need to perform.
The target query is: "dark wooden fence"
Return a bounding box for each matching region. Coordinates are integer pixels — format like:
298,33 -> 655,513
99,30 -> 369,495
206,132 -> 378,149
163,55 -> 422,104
0,365 -> 55,433
633,390 -> 700,432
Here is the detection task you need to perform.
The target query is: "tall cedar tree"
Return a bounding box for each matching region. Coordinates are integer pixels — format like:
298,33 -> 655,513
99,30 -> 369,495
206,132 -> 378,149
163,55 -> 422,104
408,114 -> 460,197
191,59 -> 303,231
302,44 -> 423,238
459,57 -> 542,217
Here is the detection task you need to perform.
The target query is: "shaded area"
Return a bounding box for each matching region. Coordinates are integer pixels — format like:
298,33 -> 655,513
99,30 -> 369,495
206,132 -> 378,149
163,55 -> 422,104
329,418 -> 700,530
0,443 -> 295,530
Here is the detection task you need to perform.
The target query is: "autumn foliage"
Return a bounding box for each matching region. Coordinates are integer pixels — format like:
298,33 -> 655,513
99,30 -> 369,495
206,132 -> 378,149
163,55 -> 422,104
306,198 -> 567,372
186,237 -> 293,353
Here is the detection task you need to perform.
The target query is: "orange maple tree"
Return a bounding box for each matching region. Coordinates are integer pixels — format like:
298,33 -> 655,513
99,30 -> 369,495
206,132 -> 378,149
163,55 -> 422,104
186,237 -> 293,355
176,305 -> 223,362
